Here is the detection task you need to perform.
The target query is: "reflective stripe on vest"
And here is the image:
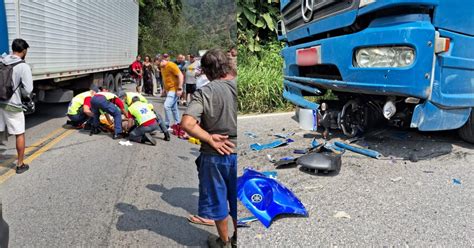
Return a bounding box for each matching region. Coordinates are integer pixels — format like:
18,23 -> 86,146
125,92 -> 147,106
67,91 -> 91,115
128,101 -> 156,126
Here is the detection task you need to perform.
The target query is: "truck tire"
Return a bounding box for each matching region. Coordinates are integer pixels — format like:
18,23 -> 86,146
104,74 -> 115,92
459,109 -> 474,143
114,73 -> 123,92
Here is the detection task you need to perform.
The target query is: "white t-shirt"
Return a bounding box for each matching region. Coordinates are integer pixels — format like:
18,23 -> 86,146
196,74 -> 209,89
185,60 -> 200,85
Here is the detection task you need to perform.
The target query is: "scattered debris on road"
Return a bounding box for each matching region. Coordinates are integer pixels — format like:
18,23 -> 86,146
333,211 -> 351,219
237,169 -> 308,228
452,178 -> 462,185
390,177 -> 403,182
119,141 -> 133,146
250,139 -> 293,151
244,131 -> 258,139
334,141 -> 381,159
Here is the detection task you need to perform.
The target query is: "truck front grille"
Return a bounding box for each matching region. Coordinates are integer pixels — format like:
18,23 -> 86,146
282,0 -> 357,33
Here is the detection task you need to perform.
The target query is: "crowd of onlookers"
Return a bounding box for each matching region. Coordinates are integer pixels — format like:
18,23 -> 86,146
129,47 -> 237,106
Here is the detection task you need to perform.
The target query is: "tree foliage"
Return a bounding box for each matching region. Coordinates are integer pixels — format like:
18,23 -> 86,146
138,0 -> 236,57
237,0 -> 280,52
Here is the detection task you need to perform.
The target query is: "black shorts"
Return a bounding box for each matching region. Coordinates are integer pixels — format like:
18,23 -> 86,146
186,84 -> 197,94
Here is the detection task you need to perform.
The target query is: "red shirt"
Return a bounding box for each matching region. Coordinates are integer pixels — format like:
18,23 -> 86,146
111,98 -> 125,112
83,96 -> 91,108
131,61 -> 143,79
127,112 -> 157,127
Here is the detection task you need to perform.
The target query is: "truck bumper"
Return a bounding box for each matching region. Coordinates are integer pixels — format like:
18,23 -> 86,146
282,15 -> 473,131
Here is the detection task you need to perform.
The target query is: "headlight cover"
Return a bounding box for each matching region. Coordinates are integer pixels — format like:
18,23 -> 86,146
354,46 -> 415,68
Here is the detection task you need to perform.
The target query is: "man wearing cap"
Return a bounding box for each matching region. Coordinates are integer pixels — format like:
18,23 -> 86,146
159,54 -> 184,129
90,91 -> 128,139
66,86 -> 101,129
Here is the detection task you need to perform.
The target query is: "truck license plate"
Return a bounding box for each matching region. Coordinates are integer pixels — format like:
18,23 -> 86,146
296,46 -> 321,66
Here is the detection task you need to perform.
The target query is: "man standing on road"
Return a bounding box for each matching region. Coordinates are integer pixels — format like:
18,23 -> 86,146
181,49 -> 237,248
159,54 -> 184,129
90,91 -> 128,139
184,55 -> 199,104
131,55 -> 143,94
0,39 -> 33,174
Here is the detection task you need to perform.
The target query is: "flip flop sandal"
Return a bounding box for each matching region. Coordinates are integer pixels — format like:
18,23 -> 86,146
187,215 -> 214,226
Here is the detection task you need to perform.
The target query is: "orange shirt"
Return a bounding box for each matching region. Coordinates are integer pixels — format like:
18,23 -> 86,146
161,62 -> 181,92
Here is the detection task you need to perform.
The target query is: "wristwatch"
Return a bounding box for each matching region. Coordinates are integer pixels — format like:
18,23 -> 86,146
178,88 -> 183,90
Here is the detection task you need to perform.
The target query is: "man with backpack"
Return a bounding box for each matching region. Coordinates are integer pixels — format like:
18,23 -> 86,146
0,39 -> 33,174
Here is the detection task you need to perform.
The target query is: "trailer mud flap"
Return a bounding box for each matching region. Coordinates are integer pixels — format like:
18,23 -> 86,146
410,101 -> 471,131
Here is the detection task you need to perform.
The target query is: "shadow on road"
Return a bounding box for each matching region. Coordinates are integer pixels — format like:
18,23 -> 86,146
115,202 -> 211,246
146,184 -> 198,214
25,102 -> 69,129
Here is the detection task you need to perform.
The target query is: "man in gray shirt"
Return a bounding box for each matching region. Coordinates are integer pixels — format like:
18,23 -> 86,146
181,49 -> 236,248
0,39 -> 33,174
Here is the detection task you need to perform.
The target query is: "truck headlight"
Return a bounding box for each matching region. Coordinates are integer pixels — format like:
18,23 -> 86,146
354,46 -> 415,68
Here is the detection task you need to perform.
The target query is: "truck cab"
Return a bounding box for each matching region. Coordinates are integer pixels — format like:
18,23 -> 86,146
279,0 -> 474,142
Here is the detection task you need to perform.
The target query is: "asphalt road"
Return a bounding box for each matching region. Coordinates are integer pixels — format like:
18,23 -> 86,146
238,112 -> 474,247
0,85 -> 218,247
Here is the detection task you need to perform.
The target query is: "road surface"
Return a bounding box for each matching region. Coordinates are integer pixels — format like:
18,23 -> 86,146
0,85 -> 218,247
238,112 -> 473,247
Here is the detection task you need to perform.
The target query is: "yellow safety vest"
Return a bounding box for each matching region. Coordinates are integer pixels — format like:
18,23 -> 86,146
128,101 -> 156,126
125,92 -> 147,106
67,91 -> 92,115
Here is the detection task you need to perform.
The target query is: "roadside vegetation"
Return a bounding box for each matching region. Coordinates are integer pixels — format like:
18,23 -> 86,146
237,0 -> 292,114
138,0 -> 236,55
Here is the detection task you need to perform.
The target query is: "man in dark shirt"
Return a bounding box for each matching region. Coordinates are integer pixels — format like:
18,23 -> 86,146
181,49 -> 237,248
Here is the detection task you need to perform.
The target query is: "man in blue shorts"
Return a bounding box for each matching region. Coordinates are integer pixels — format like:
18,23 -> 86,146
181,49 -> 237,248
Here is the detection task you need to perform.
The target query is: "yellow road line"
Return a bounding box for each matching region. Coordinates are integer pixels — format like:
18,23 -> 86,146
0,127 -> 66,168
23,129 -> 74,164
0,129 -> 74,184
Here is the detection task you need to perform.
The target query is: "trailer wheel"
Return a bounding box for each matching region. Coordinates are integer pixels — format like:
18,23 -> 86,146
104,74 -> 115,92
458,109 -> 474,143
114,73 -> 123,92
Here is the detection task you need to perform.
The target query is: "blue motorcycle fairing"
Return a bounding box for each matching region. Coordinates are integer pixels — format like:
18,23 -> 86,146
237,169 -> 308,228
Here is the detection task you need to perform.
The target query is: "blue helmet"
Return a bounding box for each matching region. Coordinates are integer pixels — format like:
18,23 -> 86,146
237,169 -> 308,228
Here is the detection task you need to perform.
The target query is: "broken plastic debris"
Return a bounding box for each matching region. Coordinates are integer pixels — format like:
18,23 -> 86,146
267,154 -> 276,163
334,141 -> 381,159
237,169 -> 308,228
244,131 -> 258,139
261,171 -> 278,179
294,149 -> 308,154
390,177 -> 403,182
452,178 -> 461,185
119,141 -> 133,146
333,211 -> 351,219
250,139 -> 291,151
237,216 -> 258,228
311,138 -> 320,148
274,132 -> 295,139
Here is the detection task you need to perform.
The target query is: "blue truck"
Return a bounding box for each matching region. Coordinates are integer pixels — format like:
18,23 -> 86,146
278,0 -> 474,143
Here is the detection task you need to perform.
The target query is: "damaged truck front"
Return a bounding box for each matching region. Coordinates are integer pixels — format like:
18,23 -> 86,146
278,0 -> 474,143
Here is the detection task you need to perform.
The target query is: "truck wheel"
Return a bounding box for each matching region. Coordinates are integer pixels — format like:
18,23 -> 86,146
104,74 -> 115,92
459,109 -> 474,143
114,73 -> 123,92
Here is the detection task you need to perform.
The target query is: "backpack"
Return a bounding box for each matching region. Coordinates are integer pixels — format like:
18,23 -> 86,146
0,60 -> 24,101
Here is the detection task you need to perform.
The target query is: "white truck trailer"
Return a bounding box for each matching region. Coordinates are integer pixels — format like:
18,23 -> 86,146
0,0 -> 139,107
